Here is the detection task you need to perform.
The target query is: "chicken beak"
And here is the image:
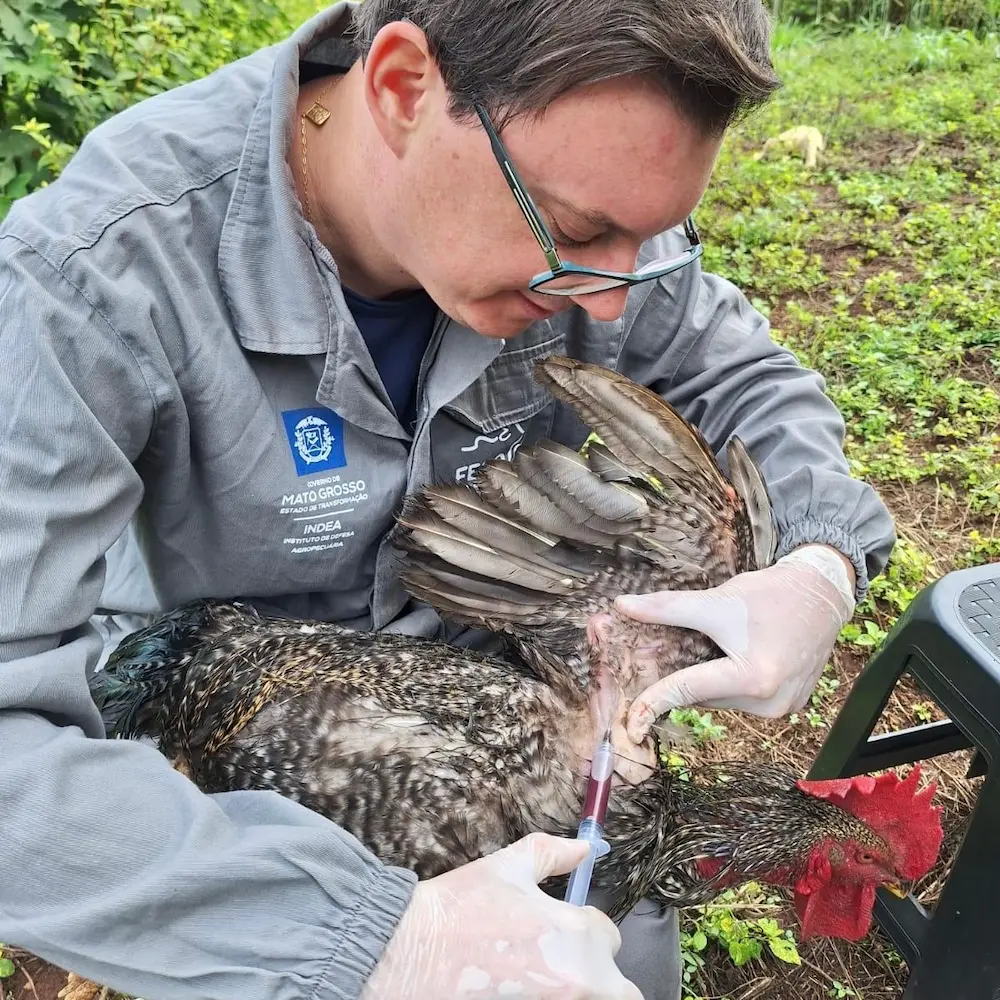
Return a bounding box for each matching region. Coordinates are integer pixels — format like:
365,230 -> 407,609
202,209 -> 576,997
885,883 -> 909,899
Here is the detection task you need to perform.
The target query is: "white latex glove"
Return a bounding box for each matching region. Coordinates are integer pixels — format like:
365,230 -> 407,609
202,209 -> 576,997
615,545 -> 856,742
361,832 -> 643,1000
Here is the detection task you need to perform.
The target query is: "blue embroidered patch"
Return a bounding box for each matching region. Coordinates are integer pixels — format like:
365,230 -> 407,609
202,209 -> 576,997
281,406 -> 347,476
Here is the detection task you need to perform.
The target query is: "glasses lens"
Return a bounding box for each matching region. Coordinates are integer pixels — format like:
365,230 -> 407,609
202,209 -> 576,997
532,272 -> 629,296
532,250 -> 700,296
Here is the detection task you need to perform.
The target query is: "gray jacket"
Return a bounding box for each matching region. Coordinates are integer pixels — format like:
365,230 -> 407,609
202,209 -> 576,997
0,3 -> 895,998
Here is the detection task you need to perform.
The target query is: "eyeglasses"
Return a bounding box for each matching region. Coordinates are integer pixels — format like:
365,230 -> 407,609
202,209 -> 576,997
474,103 -> 704,297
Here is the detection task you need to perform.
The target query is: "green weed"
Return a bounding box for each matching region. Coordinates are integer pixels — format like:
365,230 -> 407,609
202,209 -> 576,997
681,883 -> 802,998
827,981 -> 859,998
680,30 -> 997,992
669,708 -> 729,744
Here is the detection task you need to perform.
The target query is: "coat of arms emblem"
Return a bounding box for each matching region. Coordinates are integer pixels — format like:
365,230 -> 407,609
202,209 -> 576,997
293,414 -> 334,465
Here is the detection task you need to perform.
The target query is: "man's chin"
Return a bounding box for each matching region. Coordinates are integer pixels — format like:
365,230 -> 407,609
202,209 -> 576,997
447,301 -> 537,341
421,282 -> 570,340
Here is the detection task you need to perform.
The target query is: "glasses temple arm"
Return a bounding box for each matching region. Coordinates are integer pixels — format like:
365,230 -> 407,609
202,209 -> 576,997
474,104 -> 561,266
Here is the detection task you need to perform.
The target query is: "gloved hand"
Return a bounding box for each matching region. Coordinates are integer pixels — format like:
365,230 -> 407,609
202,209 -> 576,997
361,832 -> 642,1000
614,544 -> 856,742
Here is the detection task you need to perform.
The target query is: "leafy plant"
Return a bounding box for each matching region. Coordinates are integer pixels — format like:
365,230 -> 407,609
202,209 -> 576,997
827,981 -> 859,998
669,708 -> 729,744
0,944 -> 15,979
681,883 -> 802,996
665,750 -> 693,783
770,0 -> 999,33
956,529 -> 1000,567
684,33 -> 999,991
0,0 -> 295,218
840,618 -> 890,650
705,31 -> 1000,682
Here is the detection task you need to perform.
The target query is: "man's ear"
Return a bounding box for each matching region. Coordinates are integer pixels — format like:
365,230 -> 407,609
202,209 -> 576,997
361,20 -> 445,158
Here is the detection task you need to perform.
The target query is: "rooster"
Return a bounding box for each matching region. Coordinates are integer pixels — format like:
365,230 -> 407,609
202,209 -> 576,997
89,356 -> 942,947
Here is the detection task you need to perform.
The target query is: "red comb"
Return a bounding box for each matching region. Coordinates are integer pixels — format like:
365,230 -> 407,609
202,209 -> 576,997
795,765 -> 943,879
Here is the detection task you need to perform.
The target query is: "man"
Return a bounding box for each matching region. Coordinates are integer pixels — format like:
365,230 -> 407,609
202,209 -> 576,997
0,1 -> 895,998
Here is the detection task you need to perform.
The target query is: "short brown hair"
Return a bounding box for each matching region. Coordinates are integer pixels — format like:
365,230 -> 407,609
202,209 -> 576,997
350,0 -> 781,136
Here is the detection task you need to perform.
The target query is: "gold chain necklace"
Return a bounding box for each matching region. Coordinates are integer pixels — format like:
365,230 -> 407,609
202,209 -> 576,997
299,77 -> 337,226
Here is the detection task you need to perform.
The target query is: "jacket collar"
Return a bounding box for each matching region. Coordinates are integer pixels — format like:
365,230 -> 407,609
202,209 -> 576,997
218,2 -> 359,356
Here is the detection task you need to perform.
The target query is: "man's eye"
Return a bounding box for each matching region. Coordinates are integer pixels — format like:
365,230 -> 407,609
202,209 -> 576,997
552,227 -> 592,250
547,217 -> 597,250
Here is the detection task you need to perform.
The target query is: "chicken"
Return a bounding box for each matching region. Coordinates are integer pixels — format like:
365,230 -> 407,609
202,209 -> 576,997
89,356 -> 943,948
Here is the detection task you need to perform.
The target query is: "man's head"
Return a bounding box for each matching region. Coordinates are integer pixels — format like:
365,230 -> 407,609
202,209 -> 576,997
324,0 -> 779,336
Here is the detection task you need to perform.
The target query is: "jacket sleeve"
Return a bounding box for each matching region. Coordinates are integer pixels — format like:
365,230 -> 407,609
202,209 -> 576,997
616,231 -> 896,599
0,237 -> 415,1000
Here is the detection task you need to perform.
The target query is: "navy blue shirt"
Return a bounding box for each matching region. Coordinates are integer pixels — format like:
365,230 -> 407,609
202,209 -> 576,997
342,285 -> 438,434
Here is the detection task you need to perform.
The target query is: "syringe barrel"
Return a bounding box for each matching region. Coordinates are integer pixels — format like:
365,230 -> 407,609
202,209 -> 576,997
564,848 -> 597,906
581,739 -> 615,826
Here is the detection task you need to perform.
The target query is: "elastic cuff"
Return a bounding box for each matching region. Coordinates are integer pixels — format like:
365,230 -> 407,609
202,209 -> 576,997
774,517 -> 870,602
315,865 -> 417,1000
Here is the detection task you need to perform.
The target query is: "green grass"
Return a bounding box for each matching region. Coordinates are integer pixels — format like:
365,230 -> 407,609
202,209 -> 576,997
280,0 -> 326,25
704,25 -> 1000,597
676,24 -> 999,999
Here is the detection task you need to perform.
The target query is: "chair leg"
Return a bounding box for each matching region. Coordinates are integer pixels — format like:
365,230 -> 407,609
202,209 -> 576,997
902,768 -> 1000,999
812,565 -> 1000,995
871,891 -> 929,968
809,643 -> 950,967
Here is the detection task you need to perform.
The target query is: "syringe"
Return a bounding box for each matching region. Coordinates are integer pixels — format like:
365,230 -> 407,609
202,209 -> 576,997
564,730 -> 615,907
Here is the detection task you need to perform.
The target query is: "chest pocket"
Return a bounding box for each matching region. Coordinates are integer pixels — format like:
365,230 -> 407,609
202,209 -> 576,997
432,332 -> 563,484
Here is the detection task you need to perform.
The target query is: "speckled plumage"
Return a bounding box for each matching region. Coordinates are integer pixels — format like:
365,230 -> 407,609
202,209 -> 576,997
91,357 -> 932,928
608,763 -> 895,913
94,595 -> 899,917
166,604 -> 582,872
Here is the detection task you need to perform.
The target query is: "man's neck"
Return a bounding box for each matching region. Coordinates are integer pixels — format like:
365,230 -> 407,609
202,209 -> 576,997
292,66 -> 419,300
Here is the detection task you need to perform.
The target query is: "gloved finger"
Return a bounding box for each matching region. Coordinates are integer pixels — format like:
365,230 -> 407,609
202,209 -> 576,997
532,900 -> 624,974
620,978 -> 646,1000
556,943 -> 641,999
614,589 -> 747,653
603,970 -> 645,1000
626,657 -> 742,743
514,832 -> 591,884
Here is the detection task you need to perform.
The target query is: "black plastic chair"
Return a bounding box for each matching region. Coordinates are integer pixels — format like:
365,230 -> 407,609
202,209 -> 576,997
810,561 -> 1000,1000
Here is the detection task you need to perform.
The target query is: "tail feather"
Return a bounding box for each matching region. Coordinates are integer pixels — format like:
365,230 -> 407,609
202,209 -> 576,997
477,462 -> 623,549
533,356 -> 727,495
419,485 -> 559,552
399,557 -> 587,628
726,436 -> 777,570
585,441 -> 639,483
528,442 -> 650,525
396,507 -> 583,594
400,566 -> 566,627
89,599 -> 257,741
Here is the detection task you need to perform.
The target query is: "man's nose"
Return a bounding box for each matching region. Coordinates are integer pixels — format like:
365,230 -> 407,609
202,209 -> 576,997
570,284 -> 631,323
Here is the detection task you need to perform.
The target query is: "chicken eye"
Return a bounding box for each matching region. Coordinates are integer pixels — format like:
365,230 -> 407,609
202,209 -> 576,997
857,850 -> 874,864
